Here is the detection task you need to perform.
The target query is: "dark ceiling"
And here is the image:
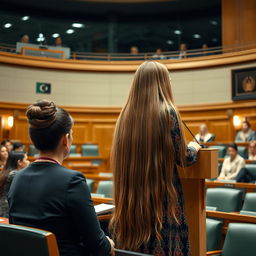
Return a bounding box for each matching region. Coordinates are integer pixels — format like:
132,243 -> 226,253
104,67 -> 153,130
0,0 -> 221,53
0,0 -> 220,21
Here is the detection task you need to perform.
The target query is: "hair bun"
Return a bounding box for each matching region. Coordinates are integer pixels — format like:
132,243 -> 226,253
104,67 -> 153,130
26,100 -> 57,129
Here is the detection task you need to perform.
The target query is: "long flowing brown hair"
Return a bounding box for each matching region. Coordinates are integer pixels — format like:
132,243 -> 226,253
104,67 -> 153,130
110,61 -> 187,251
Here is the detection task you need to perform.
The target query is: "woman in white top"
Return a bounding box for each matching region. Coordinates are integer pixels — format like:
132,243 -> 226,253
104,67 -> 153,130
218,144 -> 245,180
195,124 -> 215,143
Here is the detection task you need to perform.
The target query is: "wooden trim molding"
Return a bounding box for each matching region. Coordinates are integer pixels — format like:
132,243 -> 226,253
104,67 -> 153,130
0,48 -> 256,72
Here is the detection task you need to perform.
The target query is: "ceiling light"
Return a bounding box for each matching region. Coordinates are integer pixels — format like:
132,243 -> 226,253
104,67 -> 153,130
174,30 -> 182,35
21,16 -> 30,21
52,33 -> 60,38
166,40 -> 173,45
212,38 -> 218,42
193,34 -> 201,39
66,29 -> 74,34
4,23 -> 12,28
72,23 -> 84,28
211,21 -> 218,25
39,33 -> 44,38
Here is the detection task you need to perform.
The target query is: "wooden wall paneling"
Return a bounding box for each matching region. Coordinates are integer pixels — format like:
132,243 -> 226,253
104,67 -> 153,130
209,120 -> 232,141
91,121 -> 116,159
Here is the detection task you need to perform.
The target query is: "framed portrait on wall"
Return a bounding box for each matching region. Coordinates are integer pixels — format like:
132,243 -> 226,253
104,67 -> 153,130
232,67 -> 256,101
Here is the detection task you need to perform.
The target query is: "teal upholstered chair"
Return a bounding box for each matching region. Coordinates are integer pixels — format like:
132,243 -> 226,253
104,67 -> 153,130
81,144 -> 99,156
206,188 -> 243,212
237,146 -> 248,159
211,223 -> 256,256
81,144 -> 101,165
240,193 -> 256,214
206,218 -> 223,251
209,146 -> 227,158
86,179 -> 94,193
96,181 -> 113,198
0,224 -> 59,256
245,164 -> 256,180
28,145 -> 39,156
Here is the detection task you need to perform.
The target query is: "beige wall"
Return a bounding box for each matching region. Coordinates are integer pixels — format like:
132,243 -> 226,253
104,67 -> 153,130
0,62 -> 255,106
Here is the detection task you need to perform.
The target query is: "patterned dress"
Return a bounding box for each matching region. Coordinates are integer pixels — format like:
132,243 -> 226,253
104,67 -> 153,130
140,109 -> 198,256
0,171 -> 17,217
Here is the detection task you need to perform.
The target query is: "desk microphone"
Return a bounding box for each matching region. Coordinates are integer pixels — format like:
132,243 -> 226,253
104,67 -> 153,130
182,120 -> 206,148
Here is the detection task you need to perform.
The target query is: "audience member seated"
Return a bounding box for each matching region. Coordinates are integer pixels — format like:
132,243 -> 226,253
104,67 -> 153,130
235,120 -> 256,142
1,139 -> 13,152
217,143 -> 245,180
19,34 -> 30,44
152,48 -> 165,60
195,124 -> 215,143
248,141 -> 256,161
8,100 -> 114,256
54,36 -> 66,47
0,145 -> 8,169
12,142 -> 24,152
0,152 -> 29,217
179,43 -> 187,59
130,46 -> 139,55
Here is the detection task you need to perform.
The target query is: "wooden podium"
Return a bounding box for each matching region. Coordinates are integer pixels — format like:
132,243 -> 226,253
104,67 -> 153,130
178,148 -> 218,256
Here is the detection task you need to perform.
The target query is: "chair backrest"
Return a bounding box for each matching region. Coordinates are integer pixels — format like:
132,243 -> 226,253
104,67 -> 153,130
28,145 -> 39,156
222,223 -> 256,256
209,145 -> 226,158
86,178 -> 94,193
206,188 -> 243,212
241,192 -> 256,212
206,218 -> 223,251
96,181 -> 113,198
237,146 -> 248,159
245,164 -> 256,180
0,224 -> 59,256
81,144 -> 99,156
69,145 -> 77,154
115,249 -> 153,256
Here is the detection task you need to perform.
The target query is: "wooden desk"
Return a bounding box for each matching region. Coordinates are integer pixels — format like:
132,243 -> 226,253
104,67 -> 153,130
206,180 -> 256,192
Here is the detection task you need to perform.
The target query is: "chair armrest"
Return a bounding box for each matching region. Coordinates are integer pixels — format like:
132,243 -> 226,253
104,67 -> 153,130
206,250 -> 222,255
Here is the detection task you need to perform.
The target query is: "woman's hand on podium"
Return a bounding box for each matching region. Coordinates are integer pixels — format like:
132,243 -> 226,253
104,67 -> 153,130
107,236 -> 115,256
188,141 -> 202,152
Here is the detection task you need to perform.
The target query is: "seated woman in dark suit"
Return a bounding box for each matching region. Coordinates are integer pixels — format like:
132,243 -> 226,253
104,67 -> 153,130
8,100 -> 114,256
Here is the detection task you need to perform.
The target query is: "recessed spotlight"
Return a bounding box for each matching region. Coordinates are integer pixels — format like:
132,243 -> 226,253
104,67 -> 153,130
193,34 -> 201,39
37,37 -> 45,42
174,30 -> 182,35
166,40 -> 173,45
211,21 -> 218,25
4,23 -> 12,28
52,33 -> 60,38
72,23 -> 84,28
39,33 -> 44,38
21,16 -> 30,21
66,29 -> 74,34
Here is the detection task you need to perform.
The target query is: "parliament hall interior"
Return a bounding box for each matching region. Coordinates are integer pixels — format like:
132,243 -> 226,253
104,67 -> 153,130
0,0 -> 256,255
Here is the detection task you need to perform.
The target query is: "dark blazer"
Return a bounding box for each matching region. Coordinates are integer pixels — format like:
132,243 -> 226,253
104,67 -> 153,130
8,162 -> 111,256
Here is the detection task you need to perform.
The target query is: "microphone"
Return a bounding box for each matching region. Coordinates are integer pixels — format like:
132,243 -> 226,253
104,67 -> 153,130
182,120 -> 207,148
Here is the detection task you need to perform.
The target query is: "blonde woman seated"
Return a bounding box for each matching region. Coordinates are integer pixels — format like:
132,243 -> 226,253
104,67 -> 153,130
217,144 -> 245,180
248,141 -> 256,160
195,124 -> 215,143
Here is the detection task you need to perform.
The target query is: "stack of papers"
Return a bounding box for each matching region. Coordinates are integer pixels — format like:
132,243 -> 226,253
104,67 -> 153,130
94,203 -> 115,215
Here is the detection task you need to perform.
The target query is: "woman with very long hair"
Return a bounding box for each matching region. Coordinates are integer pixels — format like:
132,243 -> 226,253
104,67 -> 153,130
110,61 -> 201,255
